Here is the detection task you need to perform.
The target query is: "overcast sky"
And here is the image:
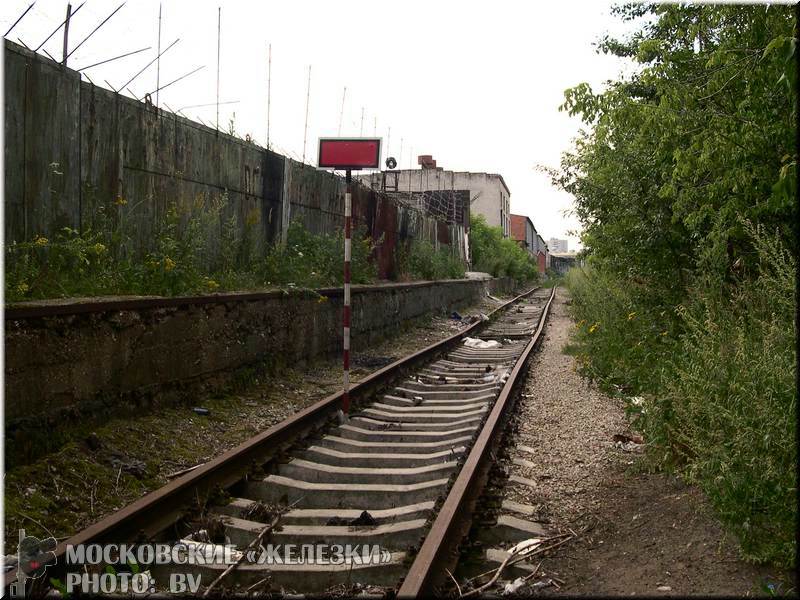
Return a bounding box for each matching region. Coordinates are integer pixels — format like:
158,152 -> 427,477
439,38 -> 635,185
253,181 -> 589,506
2,0 -> 640,250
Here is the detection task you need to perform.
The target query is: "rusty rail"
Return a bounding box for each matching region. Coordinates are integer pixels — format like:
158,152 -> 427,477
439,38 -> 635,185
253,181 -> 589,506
4,284 -> 544,592
398,285 -> 557,598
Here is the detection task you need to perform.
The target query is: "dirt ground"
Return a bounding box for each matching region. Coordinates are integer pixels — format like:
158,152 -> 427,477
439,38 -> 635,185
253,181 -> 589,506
3,291 -> 512,551
504,288 -> 794,597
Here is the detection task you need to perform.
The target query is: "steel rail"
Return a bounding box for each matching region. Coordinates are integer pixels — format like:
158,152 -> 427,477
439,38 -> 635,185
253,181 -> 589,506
398,285 -> 557,598
3,284 -> 543,591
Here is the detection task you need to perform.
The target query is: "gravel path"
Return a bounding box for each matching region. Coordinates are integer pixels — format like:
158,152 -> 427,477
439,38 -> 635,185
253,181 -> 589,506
505,287 -> 629,525
498,288 -> 791,596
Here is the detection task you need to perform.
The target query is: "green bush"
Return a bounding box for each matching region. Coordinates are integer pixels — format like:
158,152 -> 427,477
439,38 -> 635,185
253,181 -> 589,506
553,3 -> 796,568
565,225 -> 796,567
396,240 -> 465,281
260,219 -> 377,288
469,215 -> 539,283
648,226 -> 796,566
5,202 -> 378,301
563,265 -> 679,396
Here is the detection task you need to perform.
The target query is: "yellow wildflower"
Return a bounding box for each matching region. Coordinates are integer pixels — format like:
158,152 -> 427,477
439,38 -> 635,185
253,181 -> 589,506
164,257 -> 176,272
33,236 -> 48,247
115,196 -> 128,206
660,330 -> 668,336
589,323 -> 599,334
317,295 -> 329,304
204,278 -> 220,291
17,282 -> 29,294
627,312 -> 636,320
91,243 -> 106,255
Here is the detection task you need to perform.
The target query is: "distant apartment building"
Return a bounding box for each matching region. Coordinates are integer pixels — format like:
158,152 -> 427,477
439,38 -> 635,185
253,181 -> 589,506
359,155 -> 512,237
548,237 -> 568,253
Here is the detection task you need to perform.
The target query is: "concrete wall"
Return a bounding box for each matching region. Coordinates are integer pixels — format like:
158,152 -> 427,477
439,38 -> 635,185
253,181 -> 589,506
3,41 -> 464,278
359,169 -> 511,237
283,160 -> 467,276
5,277 -> 515,436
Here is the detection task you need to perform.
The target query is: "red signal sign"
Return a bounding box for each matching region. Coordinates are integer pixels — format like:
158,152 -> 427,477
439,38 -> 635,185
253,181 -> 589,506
318,138 -> 382,170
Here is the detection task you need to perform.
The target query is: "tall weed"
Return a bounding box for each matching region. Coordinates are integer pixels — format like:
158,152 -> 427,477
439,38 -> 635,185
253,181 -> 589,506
565,224 -> 797,567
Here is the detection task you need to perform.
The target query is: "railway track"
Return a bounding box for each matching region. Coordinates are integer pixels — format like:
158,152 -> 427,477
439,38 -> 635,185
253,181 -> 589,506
10,285 -> 555,598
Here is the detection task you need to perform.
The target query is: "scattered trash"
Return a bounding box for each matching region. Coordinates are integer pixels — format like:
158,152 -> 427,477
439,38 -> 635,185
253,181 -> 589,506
614,436 -> 644,452
479,312 -> 489,321
349,510 -> 377,526
450,311 -> 463,321
187,529 -> 210,543
413,396 -> 424,406
192,407 -> 210,416
336,409 -> 348,425
503,577 -> 526,595
531,580 -> 553,590
508,538 -> 542,558
464,337 -> 501,349
657,585 -> 672,592
613,432 -> 644,444
177,539 -> 242,563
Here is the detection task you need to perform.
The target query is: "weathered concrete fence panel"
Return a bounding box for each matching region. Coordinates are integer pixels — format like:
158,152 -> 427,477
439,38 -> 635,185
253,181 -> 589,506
4,40 -> 466,278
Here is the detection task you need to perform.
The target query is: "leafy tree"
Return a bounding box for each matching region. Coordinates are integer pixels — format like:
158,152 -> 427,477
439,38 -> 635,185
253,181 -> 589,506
552,4 -> 796,288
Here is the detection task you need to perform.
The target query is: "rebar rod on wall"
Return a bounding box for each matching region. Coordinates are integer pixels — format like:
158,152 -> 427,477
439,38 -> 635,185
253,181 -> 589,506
4,2 -> 35,38
302,65 -> 311,163
77,46 -> 150,71
118,37 -> 179,91
156,3 -> 162,107
216,6 -> 221,132
65,2 -> 126,61
337,86 -> 346,136
34,1 -> 84,52
266,43 -> 271,150
148,65 -> 204,96
62,3 -> 72,64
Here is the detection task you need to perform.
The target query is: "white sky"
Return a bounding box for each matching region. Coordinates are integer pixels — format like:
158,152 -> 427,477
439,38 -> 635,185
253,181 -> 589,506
2,0 -> 641,251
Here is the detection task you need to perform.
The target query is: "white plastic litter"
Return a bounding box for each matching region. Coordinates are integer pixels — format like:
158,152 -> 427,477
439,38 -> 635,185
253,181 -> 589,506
508,537 -> 542,557
463,337 -> 501,349
503,577 -> 526,595
177,539 -> 242,564
479,312 -> 490,321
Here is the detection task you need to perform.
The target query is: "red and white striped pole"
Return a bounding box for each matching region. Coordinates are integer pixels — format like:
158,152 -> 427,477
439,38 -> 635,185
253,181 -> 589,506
342,169 -> 352,413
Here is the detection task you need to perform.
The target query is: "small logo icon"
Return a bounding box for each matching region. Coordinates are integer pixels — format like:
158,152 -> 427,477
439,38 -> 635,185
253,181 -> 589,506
18,534 -> 57,579
10,529 -> 58,597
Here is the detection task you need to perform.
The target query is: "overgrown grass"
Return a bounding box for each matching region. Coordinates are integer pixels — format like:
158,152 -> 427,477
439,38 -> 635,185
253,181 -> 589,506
396,240 -> 466,281
469,214 -> 539,283
564,224 -> 796,568
5,197 -> 377,302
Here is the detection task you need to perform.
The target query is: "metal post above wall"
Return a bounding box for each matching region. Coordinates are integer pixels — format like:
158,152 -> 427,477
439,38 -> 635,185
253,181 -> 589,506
62,3 -> 72,66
